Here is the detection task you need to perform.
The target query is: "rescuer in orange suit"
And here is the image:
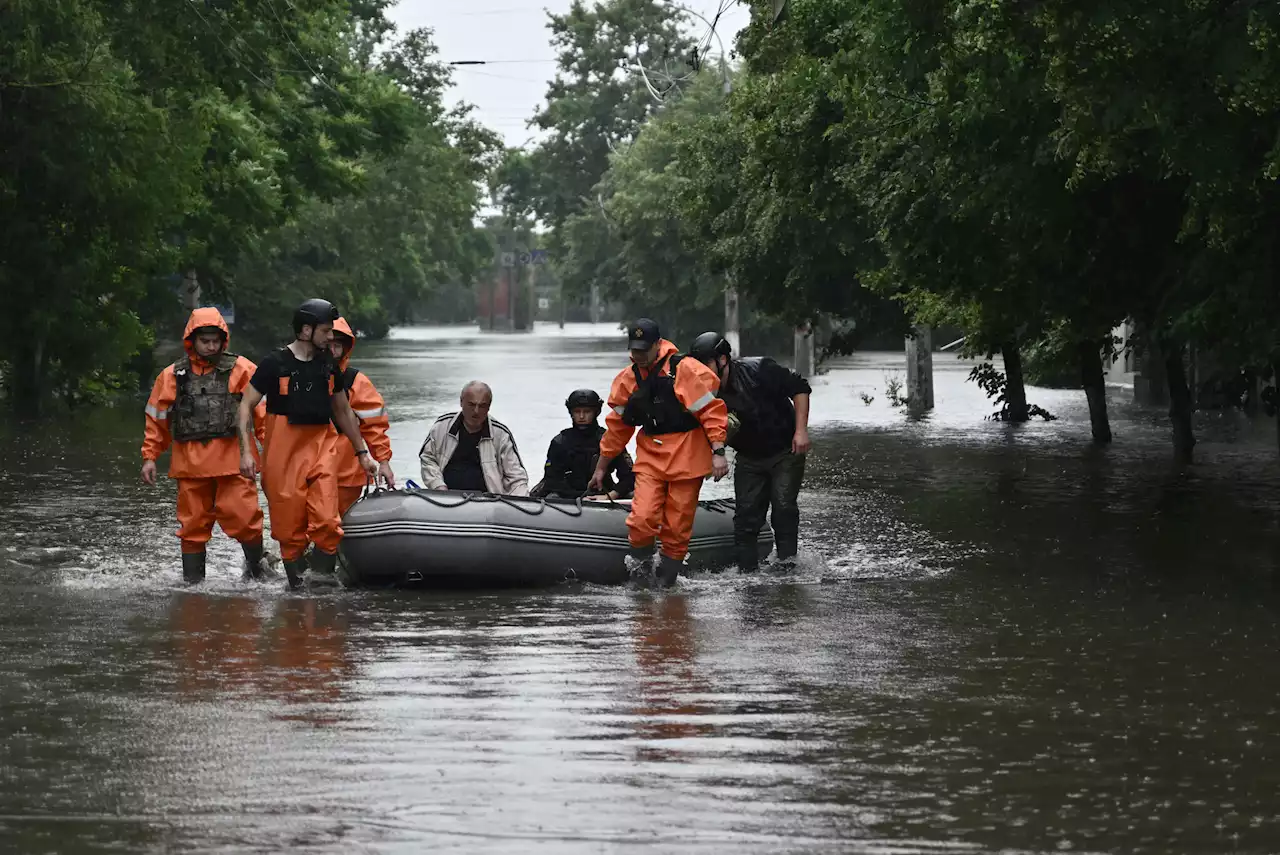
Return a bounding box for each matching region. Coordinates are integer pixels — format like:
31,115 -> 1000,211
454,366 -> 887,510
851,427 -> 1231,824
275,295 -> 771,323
141,307 -> 268,584
588,318 -> 729,587
236,299 -> 380,590
328,317 -> 395,515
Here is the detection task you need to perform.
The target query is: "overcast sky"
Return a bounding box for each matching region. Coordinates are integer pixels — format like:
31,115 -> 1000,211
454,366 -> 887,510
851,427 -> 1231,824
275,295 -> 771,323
387,0 -> 750,148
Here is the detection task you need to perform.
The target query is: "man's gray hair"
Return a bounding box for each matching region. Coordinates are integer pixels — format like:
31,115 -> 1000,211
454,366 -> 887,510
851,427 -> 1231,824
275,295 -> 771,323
460,380 -> 493,402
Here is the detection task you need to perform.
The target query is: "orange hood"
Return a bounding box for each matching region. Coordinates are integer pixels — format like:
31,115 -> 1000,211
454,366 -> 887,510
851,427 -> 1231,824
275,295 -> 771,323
333,316 -> 356,371
182,307 -> 230,366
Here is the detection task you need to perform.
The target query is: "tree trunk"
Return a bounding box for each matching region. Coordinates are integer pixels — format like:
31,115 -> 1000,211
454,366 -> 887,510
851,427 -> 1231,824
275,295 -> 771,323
1165,343 -> 1196,463
1078,338 -> 1112,443
1002,341 -> 1029,422
1242,368 -> 1259,416
8,331 -> 47,416
1274,364 -> 1280,459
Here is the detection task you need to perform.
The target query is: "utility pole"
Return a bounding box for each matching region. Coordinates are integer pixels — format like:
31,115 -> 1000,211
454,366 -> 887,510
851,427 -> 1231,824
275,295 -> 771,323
794,322 -> 814,377
559,278 -> 566,329
724,288 -> 741,357
905,326 -> 935,411
507,263 -> 517,331
182,269 -> 200,310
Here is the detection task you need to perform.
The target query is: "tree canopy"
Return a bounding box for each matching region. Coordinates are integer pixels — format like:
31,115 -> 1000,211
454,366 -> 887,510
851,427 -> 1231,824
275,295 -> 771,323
8,0 -> 1280,460
0,0 -> 495,410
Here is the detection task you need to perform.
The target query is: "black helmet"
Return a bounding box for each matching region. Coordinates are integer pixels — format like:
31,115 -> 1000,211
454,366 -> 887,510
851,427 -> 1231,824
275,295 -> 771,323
690,331 -> 732,361
565,388 -> 604,414
292,298 -> 339,335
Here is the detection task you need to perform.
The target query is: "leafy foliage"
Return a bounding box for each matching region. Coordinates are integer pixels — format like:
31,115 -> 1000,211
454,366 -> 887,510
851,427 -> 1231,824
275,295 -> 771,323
0,3 -> 494,410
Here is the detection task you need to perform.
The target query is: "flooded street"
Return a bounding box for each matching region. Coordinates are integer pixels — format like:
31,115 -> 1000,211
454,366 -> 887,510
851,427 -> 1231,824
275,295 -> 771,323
2,323 -> 1280,853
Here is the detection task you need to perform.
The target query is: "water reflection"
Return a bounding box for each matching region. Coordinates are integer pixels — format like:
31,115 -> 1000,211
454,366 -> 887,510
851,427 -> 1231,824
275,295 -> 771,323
261,598 -> 353,723
167,593 -> 353,725
168,593 -> 264,697
630,594 -> 713,756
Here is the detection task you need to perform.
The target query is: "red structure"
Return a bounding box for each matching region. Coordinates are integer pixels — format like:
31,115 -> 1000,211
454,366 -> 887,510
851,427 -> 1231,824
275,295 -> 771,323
475,276 -> 512,331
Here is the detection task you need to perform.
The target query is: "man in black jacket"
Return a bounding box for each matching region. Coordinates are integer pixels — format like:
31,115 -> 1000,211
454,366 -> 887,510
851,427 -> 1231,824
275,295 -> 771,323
532,389 -> 636,500
690,332 -> 811,570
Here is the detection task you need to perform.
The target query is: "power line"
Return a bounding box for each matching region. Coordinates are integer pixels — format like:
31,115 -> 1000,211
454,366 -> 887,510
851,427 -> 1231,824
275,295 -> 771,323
698,0 -> 736,56
446,59 -> 559,65
439,7 -> 547,16
450,66 -> 546,83
262,0 -> 347,102
180,0 -> 274,90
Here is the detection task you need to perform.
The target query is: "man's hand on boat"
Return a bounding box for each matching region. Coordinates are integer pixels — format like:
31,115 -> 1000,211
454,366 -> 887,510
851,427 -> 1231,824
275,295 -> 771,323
587,462 -> 608,494
710,443 -> 729,482
377,460 -> 397,490
357,449 -> 381,482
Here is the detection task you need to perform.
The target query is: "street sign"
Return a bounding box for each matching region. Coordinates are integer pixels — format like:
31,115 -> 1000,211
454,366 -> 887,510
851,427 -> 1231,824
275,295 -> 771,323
517,251 -> 531,265
530,249 -> 549,265
500,252 -> 515,268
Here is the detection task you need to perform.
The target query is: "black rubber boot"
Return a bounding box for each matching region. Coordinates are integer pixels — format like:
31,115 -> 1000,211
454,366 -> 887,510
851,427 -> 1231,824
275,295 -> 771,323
656,554 -> 682,588
773,538 -> 798,570
181,552 -> 206,584
626,545 -> 654,579
241,541 -> 267,581
309,549 -> 341,588
283,559 -> 307,591
735,542 -> 760,573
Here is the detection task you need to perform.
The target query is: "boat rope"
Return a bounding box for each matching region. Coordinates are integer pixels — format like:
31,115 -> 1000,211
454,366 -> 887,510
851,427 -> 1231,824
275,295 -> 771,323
355,480 -> 737,518
397,485 -> 589,518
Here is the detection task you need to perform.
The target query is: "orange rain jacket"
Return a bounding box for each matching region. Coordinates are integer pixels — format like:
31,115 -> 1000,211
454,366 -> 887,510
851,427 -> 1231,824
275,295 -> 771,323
328,317 -> 392,488
599,339 -> 729,480
142,308 -> 264,478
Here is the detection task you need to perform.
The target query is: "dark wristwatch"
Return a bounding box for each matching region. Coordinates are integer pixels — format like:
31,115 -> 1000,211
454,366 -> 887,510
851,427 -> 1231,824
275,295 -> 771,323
356,449 -> 370,457
712,447 -> 726,457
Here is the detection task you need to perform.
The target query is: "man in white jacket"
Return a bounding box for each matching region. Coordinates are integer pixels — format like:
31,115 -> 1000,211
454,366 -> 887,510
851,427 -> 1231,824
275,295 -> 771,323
419,381 -> 529,495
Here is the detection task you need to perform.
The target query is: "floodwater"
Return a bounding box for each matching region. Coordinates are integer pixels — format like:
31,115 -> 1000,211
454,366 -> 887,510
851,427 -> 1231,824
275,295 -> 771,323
2,322 -> 1279,854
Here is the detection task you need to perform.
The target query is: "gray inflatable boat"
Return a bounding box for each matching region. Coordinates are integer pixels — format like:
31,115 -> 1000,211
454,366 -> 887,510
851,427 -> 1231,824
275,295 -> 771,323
339,489 -> 772,586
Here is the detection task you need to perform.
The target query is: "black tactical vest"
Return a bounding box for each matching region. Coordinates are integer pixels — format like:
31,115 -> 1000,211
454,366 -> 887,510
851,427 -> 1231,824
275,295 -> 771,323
563,427 -> 610,491
340,366 -> 359,394
171,353 -> 241,443
622,353 -> 701,436
264,347 -> 337,426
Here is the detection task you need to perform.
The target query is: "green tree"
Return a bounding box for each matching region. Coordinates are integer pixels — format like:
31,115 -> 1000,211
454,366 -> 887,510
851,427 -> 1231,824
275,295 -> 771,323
225,27 -> 501,344
0,0 -> 202,410
1032,0 -> 1280,458
1,3 -> 498,411
492,0 -> 695,305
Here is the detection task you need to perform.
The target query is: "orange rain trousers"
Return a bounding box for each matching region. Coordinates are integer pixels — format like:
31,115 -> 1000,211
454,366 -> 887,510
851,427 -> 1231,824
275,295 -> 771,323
176,475 -> 264,554
338,486 -> 363,517
627,473 -> 704,560
262,416 -> 341,561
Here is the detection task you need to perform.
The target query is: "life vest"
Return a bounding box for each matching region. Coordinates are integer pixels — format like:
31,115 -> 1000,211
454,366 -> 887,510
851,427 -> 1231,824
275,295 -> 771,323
264,347 -> 336,426
564,429 -> 604,486
622,353 -> 701,436
171,353 -> 242,443
340,366 -> 359,393
554,426 -> 610,494
329,366 -> 360,430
